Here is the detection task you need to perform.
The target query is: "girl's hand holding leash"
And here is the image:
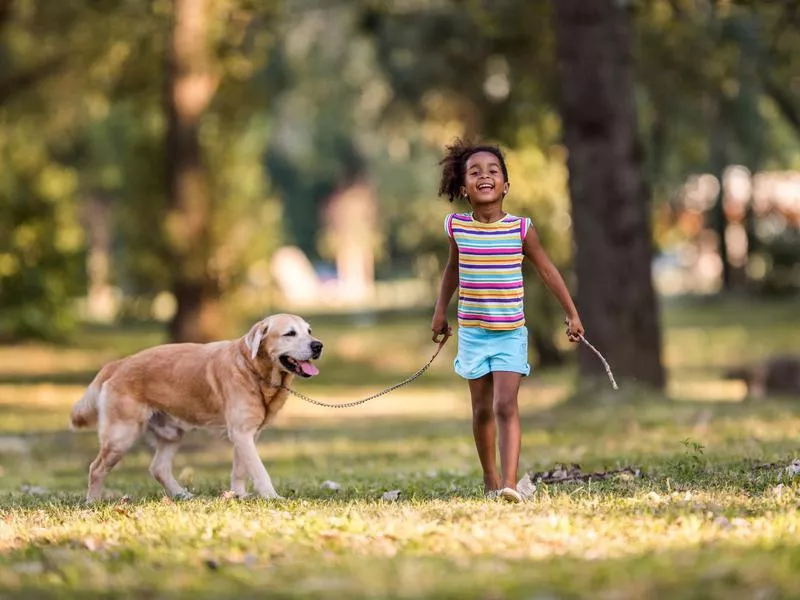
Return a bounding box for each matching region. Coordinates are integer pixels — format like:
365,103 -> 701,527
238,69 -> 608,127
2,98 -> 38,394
431,313 -> 452,343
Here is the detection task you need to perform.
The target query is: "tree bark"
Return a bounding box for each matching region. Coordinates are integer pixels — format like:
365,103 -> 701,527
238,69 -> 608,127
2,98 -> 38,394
553,0 -> 665,389
164,0 -> 223,342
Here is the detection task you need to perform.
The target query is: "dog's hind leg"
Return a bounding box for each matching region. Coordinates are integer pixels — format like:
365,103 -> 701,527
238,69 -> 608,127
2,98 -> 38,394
149,433 -> 192,499
87,419 -> 145,503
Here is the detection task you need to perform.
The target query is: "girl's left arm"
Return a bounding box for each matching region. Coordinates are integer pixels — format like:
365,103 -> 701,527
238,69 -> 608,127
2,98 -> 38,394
522,224 -> 584,342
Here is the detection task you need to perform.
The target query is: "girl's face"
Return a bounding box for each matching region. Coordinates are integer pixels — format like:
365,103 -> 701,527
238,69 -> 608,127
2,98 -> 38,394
462,151 -> 509,205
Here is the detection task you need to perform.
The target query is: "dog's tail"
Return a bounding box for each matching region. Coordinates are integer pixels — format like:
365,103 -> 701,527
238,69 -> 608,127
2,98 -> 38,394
70,364 -> 115,430
70,381 -> 101,430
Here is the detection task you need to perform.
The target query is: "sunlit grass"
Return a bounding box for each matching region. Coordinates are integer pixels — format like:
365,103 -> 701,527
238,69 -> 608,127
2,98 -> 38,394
0,298 -> 799,598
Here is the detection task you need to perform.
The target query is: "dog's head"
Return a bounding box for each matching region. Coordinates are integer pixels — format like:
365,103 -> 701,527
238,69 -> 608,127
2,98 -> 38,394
244,314 -> 323,378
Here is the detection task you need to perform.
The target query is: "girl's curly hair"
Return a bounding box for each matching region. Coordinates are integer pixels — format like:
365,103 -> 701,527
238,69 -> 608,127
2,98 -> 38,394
437,138 -> 509,202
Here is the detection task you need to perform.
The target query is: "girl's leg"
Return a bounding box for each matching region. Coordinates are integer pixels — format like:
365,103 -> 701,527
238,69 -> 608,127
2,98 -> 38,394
492,371 -> 523,489
468,373 -> 500,493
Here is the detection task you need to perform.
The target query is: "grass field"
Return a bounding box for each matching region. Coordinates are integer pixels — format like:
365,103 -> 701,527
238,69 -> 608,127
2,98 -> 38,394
1,298 -> 799,599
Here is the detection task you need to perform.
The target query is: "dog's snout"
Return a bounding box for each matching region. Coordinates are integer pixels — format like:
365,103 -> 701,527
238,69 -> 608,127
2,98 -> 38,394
310,341 -> 323,357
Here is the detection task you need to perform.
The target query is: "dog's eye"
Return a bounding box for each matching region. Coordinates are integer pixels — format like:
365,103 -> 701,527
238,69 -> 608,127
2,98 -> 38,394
283,330 -> 297,337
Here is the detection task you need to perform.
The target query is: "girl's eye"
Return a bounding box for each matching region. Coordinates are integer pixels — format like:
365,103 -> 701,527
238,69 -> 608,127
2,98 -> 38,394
283,331 -> 297,337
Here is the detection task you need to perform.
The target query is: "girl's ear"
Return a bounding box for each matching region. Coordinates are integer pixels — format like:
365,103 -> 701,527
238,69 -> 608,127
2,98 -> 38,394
503,182 -> 510,197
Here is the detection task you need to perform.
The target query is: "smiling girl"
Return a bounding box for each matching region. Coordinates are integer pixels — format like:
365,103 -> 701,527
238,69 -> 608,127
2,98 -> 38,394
431,139 -> 584,502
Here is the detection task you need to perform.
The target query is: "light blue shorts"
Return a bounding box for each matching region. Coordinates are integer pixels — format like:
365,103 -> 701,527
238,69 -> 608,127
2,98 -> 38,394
454,326 -> 531,380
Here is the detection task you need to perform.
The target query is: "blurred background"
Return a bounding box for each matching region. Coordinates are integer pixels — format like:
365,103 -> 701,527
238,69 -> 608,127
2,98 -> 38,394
0,0 -> 799,411
3,5 -> 800,594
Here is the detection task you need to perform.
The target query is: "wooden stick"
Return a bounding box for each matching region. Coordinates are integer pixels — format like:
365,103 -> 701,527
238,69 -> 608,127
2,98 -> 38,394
578,334 -> 619,390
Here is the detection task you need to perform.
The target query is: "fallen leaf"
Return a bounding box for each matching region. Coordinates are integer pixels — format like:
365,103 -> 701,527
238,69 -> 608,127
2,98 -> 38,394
319,530 -> 339,539
731,518 -> 748,528
83,537 -> 103,551
20,485 -> 47,496
382,490 -> 401,501
320,480 -> 341,491
525,464 -> 642,485
713,516 -> 733,530
516,476 -> 537,499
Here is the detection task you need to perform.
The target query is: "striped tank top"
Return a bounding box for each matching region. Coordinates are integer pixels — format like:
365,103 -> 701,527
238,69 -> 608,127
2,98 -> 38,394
445,212 -> 532,331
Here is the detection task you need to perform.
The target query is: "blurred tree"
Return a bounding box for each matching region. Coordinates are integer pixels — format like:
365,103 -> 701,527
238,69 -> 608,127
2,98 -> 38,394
162,0 -> 285,340
554,0 -> 665,388
164,0 -> 223,342
263,4 -> 369,263
0,0 -> 137,340
635,0 -> 800,295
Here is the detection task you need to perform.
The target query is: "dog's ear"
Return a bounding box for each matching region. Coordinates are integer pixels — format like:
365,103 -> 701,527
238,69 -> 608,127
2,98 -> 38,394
245,318 -> 271,360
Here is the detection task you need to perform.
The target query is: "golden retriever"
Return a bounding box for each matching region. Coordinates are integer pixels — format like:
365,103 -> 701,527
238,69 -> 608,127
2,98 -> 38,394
70,314 -> 322,502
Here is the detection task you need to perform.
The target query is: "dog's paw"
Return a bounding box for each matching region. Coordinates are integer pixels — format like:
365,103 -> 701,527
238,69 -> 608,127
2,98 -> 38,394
256,492 -> 284,501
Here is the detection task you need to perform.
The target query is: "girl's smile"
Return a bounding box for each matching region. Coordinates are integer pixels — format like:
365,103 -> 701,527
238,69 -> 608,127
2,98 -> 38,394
463,151 -> 508,204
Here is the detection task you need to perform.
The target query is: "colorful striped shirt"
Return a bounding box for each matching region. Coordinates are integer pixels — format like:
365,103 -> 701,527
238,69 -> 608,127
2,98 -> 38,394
445,212 -> 532,331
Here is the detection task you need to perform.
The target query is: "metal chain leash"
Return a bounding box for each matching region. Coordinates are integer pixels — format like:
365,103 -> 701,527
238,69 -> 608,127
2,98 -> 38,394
272,337 -> 450,408
272,328 -> 619,410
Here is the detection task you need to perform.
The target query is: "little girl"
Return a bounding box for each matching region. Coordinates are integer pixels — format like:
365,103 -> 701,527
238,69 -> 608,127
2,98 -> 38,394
431,139 -> 584,503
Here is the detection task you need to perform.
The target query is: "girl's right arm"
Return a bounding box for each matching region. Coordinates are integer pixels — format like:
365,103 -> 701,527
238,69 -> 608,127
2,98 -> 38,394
431,237 -> 459,342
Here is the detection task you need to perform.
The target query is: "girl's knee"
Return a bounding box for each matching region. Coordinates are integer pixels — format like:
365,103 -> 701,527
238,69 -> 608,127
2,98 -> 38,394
493,395 -> 519,420
472,402 -> 493,424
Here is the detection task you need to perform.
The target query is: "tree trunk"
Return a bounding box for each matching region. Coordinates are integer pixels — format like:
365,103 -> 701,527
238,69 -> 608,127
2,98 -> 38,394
553,0 -> 665,389
709,116 -> 732,292
164,0 -> 222,342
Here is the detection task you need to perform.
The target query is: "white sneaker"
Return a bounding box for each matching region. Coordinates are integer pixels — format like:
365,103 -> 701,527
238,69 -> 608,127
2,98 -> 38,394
498,487 -> 522,503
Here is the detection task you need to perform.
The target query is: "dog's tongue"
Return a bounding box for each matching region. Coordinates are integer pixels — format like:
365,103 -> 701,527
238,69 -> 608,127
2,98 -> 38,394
298,361 -> 319,377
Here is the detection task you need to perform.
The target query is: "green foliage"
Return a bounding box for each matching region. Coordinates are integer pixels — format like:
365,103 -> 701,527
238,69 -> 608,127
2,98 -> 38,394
0,0 -> 161,337
635,0 -> 800,187
1,0 -> 799,340
0,159 -> 85,341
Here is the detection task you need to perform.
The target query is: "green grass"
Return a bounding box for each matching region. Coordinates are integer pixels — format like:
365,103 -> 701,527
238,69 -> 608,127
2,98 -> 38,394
1,298 -> 800,599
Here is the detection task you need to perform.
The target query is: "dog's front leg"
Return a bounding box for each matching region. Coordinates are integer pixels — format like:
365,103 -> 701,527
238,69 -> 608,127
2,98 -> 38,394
230,445 -> 249,498
229,429 -> 281,499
